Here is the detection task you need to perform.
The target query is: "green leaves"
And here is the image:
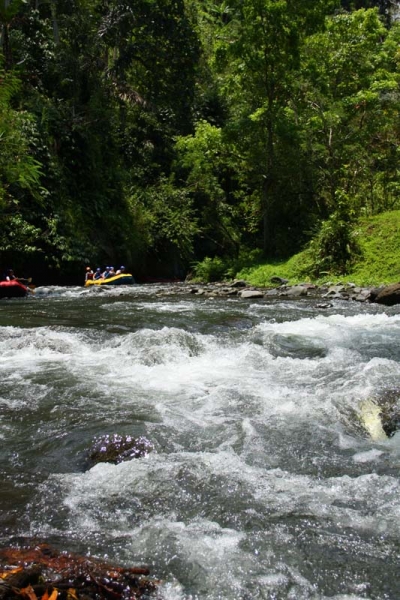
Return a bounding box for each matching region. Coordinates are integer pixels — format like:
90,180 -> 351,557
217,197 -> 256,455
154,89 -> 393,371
129,177 -> 199,261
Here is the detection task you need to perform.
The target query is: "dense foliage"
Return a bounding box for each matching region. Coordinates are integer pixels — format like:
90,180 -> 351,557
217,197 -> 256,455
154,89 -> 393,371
0,0 -> 399,282
235,209 -> 400,287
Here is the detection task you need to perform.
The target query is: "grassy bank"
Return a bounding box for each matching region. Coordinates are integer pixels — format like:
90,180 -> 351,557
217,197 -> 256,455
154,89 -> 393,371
236,210 -> 400,288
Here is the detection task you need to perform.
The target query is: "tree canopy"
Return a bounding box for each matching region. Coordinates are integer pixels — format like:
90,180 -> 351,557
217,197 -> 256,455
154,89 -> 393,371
1,0 -> 400,281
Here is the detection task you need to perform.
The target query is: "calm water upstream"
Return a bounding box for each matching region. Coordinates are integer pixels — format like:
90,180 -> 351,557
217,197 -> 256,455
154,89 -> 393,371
1,284 -> 400,600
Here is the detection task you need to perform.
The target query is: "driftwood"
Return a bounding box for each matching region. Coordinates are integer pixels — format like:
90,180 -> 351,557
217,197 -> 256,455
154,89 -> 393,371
0,544 -> 159,600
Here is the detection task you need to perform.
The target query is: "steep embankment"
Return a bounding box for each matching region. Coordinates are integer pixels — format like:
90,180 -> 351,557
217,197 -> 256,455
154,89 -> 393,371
237,210 -> 400,287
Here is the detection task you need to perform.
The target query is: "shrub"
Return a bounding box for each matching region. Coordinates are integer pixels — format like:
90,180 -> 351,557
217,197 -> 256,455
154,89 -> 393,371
304,199 -> 362,277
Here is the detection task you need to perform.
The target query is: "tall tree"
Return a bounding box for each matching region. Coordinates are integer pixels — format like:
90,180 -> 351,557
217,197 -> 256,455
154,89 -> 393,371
205,0 -> 337,256
298,9 -> 399,215
0,68 -> 43,264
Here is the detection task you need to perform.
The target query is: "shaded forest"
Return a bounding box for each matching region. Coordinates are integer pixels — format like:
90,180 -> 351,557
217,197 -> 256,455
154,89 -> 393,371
0,0 -> 399,283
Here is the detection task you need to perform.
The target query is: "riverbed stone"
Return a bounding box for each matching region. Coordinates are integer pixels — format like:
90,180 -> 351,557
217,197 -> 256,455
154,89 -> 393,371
373,282 -> 400,306
139,280 -> 381,304
270,276 -> 289,285
279,285 -> 309,297
230,279 -> 247,288
239,289 -> 264,298
327,285 -> 346,295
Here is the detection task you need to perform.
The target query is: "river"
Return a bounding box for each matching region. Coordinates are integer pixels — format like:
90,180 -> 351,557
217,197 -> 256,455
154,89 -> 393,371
1,284 -> 400,599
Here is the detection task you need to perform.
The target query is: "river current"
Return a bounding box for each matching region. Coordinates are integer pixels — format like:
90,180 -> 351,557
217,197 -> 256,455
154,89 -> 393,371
1,284 -> 400,600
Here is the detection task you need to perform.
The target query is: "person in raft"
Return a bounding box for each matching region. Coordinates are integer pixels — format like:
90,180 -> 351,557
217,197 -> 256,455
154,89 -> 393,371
4,269 -> 22,281
116,266 -> 125,275
93,268 -> 102,280
102,266 -> 111,279
85,267 -> 94,282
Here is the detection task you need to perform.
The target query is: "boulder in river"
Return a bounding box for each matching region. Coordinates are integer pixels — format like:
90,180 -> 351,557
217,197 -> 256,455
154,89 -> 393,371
358,389 -> 400,440
270,276 -> 289,285
229,279 -> 247,288
373,282 -> 400,306
239,289 -> 264,299
88,434 -> 154,466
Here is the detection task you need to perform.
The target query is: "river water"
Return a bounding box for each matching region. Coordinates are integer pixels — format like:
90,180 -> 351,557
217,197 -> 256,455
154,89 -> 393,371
1,284 -> 400,600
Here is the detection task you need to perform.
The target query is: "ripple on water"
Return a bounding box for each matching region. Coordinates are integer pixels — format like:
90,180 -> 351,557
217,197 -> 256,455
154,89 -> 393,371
1,294 -> 400,598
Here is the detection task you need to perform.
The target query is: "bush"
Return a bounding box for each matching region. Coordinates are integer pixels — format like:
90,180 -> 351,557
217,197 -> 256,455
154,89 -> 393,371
304,200 -> 362,277
191,256 -> 227,282
191,249 -> 264,283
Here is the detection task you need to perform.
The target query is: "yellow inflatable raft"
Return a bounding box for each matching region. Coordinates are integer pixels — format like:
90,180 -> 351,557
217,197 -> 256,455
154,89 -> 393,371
85,273 -> 135,287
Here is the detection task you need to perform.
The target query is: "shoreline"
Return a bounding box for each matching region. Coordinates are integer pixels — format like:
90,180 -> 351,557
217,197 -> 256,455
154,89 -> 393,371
145,279 -> 383,304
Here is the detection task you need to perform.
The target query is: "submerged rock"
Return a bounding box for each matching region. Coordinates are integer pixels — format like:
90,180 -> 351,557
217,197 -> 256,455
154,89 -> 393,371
88,434 -> 154,466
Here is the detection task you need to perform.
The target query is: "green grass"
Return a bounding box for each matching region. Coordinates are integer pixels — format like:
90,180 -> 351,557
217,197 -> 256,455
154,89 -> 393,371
236,210 -> 400,287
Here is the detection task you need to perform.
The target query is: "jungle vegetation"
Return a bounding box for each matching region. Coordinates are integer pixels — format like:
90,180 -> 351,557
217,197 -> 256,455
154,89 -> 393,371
1,0 -> 399,283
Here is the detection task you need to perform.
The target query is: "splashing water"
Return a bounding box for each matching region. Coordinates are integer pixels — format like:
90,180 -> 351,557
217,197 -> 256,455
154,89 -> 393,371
1,285 -> 400,599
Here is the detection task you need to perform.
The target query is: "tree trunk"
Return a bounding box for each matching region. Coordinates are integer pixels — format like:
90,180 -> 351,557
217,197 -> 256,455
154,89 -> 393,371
262,111 -> 275,256
50,1 -> 59,45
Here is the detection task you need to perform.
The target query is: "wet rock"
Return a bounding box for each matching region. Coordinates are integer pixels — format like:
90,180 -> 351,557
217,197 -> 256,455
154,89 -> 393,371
373,283 -> 400,306
352,289 -> 372,302
322,291 -> 343,300
279,285 -> 308,297
264,289 -> 280,297
376,389 -> 400,438
368,286 -> 385,302
230,279 -> 247,288
326,285 -> 346,295
380,406 -> 400,437
358,389 -> 400,440
0,544 -> 157,600
239,289 -> 264,299
358,399 -> 387,440
270,276 -> 289,285
88,434 -> 154,466
136,280 -> 380,305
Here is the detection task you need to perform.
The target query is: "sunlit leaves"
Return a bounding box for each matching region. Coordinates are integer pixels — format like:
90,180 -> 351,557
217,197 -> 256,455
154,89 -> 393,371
299,8 -> 400,215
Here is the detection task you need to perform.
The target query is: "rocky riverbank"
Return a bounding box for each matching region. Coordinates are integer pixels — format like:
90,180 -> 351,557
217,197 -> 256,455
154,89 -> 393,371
149,278 -> 400,306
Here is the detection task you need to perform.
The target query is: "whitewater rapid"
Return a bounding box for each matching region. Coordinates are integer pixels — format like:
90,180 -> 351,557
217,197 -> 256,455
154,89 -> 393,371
1,286 -> 400,599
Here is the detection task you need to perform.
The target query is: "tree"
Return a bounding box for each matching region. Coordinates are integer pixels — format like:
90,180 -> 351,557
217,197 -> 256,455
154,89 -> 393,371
0,0 -> 25,69
0,68 -> 44,262
203,0 -> 337,256
175,120 -> 241,258
298,9 -> 400,216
